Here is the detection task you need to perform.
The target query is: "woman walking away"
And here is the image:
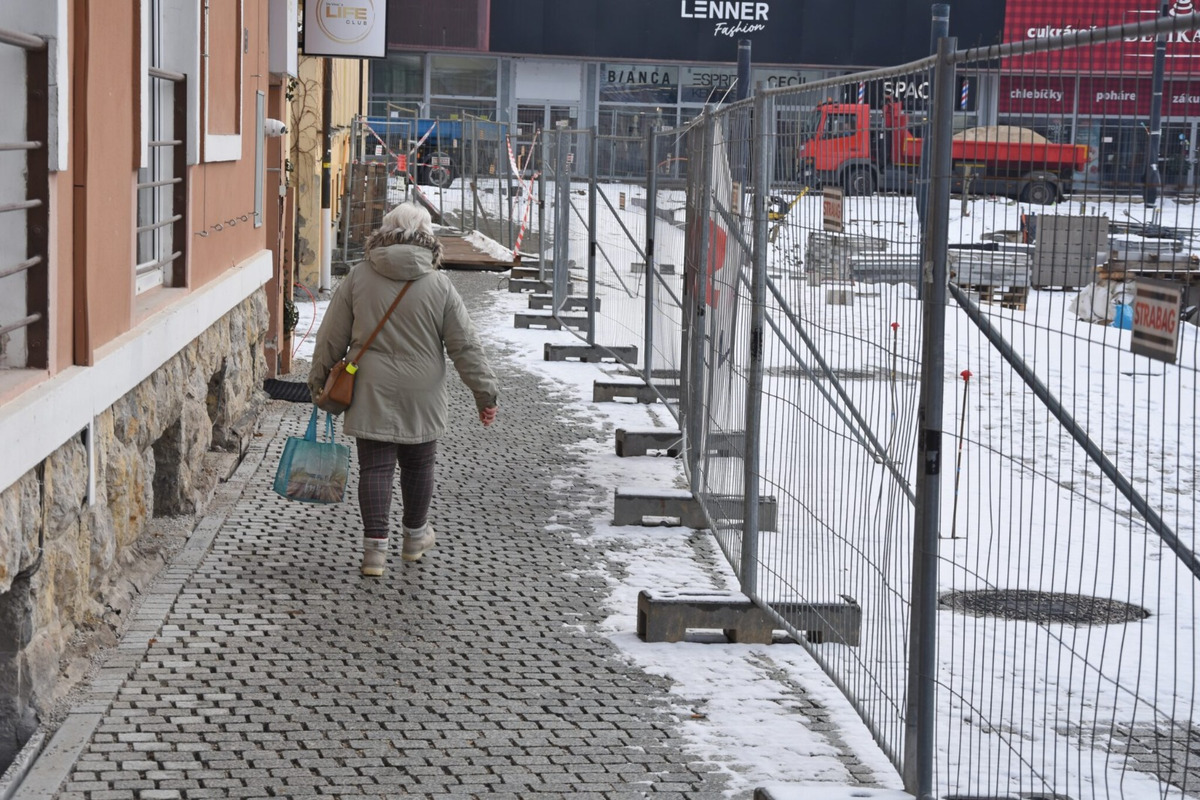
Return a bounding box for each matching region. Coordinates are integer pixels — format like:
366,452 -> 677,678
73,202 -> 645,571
309,201 -> 499,577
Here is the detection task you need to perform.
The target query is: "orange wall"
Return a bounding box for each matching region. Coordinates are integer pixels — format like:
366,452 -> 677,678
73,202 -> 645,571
77,0 -> 138,352
207,0 -> 242,136
190,0 -> 269,289
49,0 -> 273,365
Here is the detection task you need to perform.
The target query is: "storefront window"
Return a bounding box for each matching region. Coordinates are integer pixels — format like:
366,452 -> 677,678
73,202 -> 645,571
369,54 -> 424,117
429,100 -> 498,121
431,55 -> 498,97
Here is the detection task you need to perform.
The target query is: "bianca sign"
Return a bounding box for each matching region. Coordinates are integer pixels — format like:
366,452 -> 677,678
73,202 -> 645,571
303,0 -> 387,58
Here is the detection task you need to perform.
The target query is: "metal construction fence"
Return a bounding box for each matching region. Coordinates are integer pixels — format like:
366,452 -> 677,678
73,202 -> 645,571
531,12 -> 1200,800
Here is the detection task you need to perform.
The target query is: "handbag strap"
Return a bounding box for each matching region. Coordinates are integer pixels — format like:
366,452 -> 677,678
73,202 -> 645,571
347,280 -> 414,366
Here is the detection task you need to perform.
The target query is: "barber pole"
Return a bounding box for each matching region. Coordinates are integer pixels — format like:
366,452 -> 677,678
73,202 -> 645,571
857,82 -> 865,103
961,80 -> 969,110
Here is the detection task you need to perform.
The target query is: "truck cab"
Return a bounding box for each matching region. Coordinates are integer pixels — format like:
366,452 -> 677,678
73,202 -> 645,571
797,99 -> 1088,204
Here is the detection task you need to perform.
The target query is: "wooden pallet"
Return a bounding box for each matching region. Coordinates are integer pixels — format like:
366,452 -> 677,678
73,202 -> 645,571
960,283 -> 1029,310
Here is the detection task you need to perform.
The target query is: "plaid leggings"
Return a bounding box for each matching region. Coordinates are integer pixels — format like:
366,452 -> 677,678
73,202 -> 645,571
355,438 -> 438,539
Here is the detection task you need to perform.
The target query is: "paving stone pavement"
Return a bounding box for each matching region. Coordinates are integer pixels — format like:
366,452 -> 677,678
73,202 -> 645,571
17,271 -> 740,799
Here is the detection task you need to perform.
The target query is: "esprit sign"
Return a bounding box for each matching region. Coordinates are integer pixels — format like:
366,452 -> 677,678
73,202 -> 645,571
1130,278 -> 1184,364
679,0 -> 771,37
303,0 -> 387,58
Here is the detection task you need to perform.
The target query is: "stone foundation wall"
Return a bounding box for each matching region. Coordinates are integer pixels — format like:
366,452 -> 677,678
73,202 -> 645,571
0,289 -> 269,770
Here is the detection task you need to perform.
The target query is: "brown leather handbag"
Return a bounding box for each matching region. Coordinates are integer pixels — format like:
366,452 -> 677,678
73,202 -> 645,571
316,281 -> 414,414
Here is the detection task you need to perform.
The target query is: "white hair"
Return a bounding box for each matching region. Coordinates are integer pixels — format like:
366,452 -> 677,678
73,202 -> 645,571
379,201 -> 434,238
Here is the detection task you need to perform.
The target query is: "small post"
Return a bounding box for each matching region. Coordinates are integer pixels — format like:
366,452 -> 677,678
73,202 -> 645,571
1145,1 -> 1169,212
743,85 -> 773,597
644,121 -> 658,386
588,127 -> 599,346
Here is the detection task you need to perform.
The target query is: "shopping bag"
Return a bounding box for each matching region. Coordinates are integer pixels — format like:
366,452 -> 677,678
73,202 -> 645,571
273,406 -> 350,503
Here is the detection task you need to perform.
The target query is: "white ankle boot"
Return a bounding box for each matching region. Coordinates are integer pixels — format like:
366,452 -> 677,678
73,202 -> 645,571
401,524 -> 436,562
361,537 -> 388,576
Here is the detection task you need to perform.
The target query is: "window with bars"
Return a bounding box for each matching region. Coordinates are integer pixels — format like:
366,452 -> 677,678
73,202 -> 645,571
0,27 -> 49,370
136,0 -> 185,294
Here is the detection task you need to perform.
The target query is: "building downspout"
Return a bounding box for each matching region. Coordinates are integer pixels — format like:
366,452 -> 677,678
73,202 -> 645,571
320,57 -> 332,292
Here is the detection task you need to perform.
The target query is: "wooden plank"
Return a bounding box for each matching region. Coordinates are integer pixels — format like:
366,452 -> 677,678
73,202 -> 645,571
437,233 -> 515,272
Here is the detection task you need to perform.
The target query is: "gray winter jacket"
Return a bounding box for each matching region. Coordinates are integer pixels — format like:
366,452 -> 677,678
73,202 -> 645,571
308,232 -> 499,444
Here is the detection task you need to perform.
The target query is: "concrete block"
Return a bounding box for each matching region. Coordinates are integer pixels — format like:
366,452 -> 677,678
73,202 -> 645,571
528,294 -> 599,312
613,488 -> 708,528
615,428 -> 683,457
613,488 -> 776,530
544,343 -> 638,363
593,378 -> 679,404
825,287 -> 854,305
637,590 -> 775,644
509,278 -> 573,294
637,590 -> 863,647
755,787 -> 914,800
513,311 -> 590,332
631,262 -> 677,275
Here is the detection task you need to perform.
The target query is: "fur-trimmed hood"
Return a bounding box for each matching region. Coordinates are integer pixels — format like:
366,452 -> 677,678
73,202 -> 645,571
365,228 -> 445,263
363,229 -> 445,281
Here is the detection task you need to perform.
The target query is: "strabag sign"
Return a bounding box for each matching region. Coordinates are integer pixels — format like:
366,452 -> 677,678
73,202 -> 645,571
1130,278 -> 1184,364
303,0 -> 387,58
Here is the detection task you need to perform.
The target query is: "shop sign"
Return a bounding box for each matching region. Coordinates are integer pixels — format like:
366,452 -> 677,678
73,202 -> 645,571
999,75 -> 1075,114
752,67 -> 819,89
602,64 -> 678,87
1004,0 -> 1200,74
303,0 -> 387,58
1130,278 -> 1184,364
600,63 -> 680,104
679,0 -> 772,38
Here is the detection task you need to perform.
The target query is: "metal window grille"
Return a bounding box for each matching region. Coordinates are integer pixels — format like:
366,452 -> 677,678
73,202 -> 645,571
136,0 -> 187,293
0,26 -> 49,370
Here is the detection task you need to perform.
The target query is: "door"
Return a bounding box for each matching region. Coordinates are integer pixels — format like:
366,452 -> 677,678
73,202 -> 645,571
514,103 -> 576,174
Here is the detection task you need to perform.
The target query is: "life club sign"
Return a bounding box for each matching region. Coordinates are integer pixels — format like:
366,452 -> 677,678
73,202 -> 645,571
304,0 -> 387,58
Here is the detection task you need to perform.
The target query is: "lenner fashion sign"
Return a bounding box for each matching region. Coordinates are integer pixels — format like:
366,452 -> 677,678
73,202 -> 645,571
304,0 -> 388,58
679,1 -> 771,36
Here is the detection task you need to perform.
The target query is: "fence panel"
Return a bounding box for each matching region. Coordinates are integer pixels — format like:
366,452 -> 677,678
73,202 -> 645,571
926,17 -> 1200,798
668,12 -> 1200,798
342,115 -> 517,266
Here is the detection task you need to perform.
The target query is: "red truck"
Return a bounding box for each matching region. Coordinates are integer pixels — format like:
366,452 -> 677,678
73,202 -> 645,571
796,99 -> 1090,205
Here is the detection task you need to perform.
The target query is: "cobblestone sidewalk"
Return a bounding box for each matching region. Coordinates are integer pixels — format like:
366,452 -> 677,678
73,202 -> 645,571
13,271 -> 884,800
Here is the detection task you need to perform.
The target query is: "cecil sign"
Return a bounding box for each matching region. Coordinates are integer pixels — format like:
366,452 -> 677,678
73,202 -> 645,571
1130,278 -> 1184,364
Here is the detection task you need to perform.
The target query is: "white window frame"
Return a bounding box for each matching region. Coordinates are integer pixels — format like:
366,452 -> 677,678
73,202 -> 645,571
202,0 -> 244,162
136,0 -> 174,294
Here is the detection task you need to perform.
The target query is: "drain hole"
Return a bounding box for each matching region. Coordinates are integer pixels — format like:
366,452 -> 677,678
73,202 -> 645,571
940,590 -> 1150,625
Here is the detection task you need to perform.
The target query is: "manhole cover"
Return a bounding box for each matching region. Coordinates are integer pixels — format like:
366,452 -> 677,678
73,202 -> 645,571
940,590 -> 1150,625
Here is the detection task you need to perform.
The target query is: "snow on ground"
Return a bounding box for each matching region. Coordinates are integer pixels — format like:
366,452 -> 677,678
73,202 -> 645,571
296,179 -> 1200,798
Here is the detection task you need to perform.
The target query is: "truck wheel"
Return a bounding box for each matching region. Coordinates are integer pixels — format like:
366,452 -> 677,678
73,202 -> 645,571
845,169 -> 875,196
426,152 -> 455,189
1021,180 -> 1056,205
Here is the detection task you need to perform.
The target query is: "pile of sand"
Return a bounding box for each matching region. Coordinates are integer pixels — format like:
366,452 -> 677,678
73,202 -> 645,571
952,125 -> 1049,144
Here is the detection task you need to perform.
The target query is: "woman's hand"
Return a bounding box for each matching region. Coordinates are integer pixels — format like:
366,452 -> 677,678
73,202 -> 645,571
479,406 -> 497,427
